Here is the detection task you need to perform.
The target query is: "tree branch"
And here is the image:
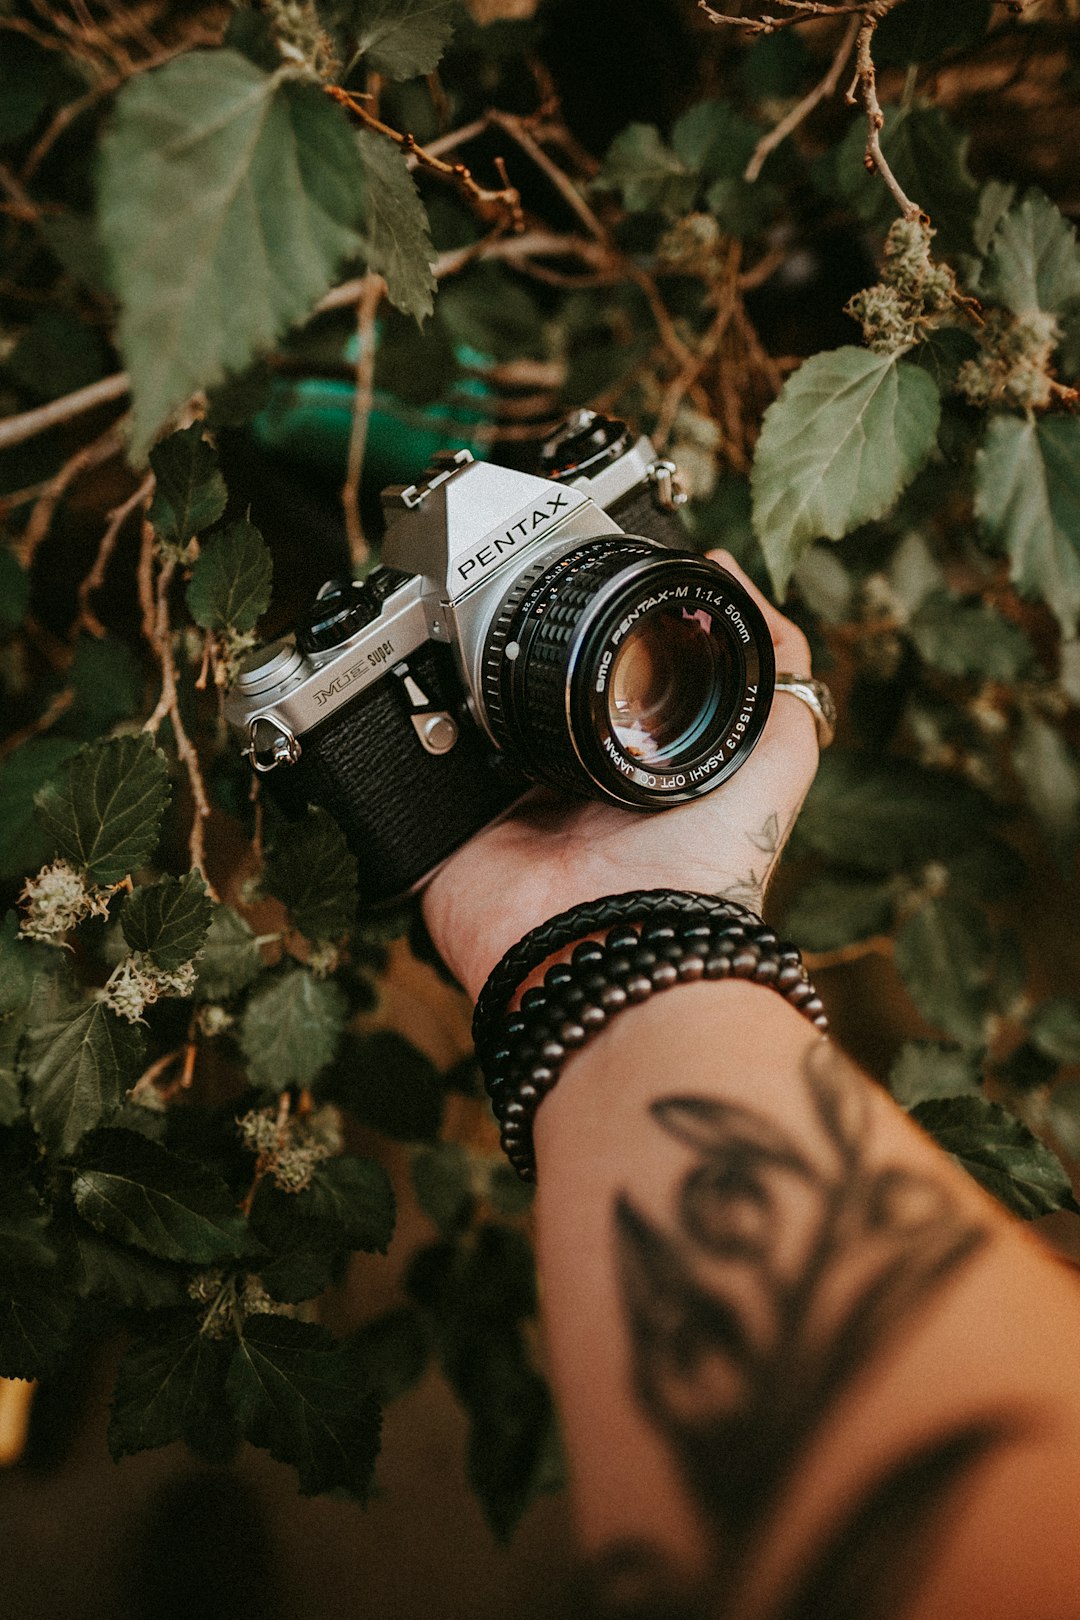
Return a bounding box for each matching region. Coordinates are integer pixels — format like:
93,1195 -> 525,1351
745,14 -> 861,180
341,273 -> 383,570
0,372 -> 130,453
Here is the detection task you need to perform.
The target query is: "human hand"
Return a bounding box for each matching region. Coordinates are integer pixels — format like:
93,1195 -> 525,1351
422,552 -> 820,1000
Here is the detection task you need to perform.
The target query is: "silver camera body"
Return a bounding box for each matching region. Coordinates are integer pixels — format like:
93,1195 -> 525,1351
227,413 -> 774,905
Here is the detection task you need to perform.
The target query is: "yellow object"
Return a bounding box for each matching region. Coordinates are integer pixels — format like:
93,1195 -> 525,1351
0,1377 -> 35,1467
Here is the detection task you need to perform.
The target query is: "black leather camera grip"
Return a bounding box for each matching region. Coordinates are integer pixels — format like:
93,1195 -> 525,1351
263,642 -> 524,905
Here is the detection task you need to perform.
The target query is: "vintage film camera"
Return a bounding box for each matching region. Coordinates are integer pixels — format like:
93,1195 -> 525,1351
226,411 -> 775,904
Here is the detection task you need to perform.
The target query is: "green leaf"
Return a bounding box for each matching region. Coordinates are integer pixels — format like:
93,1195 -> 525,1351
0,910 -> 36,1018
783,874 -> 895,954
321,1030 -> 444,1141
911,1095 -> 1079,1219
303,1155 -> 395,1253
593,124 -> 695,215
888,1041 -> 982,1107
36,733 -> 170,885
436,262 -> 544,360
0,1019 -> 24,1125
835,105 -> 979,258
791,546 -> 853,625
981,190 -> 1080,318
195,905 -> 265,1000
239,968 -> 348,1091
148,424 -> 228,545
5,308 -> 109,404
109,1316 -> 236,1459
250,1181 -> 347,1304
351,0 -> 459,79
350,1305 -> 431,1404
1011,712 -> 1080,864
121,871 -> 212,971
98,50 -> 366,458
67,635 -> 143,737
227,1314 -> 382,1499
356,129 -> 435,322
0,1138 -> 55,1271
66,1220 -> 188,1309
186,518 -> 273,633
910,326 -> 980,393
261,807 -> 359,941
895,897 -> 993,1046
1030,998 -> 1080,1065
672,101 -> 777,236
751,348 -> 941,597
24,979 -> 145,1156
909,591 -> 1034,681
975,415 -> 1080,634
411,1141 -> 473,1236
0,737 -> 81,881
0,1269 -> 75,1381
741,31 -> 811,102
873,0 -> 991,66
71,1127 -> 250,1262
793,750 -> 996,873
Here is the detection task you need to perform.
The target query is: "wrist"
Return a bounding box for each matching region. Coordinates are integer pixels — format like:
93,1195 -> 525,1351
473,893 -> 826,1180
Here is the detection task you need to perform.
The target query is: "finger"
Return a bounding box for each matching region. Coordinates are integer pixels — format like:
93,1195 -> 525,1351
707,548 -> 812,677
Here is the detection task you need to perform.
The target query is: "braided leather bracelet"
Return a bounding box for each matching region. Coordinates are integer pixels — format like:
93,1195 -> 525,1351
475,891 -> 827,1181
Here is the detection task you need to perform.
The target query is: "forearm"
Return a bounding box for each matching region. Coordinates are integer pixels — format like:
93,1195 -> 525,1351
532,982 -> 1080,1620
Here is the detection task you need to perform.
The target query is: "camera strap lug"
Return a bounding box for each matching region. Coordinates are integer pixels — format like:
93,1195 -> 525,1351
244,716 -> 302,773
647,458 -> 688,512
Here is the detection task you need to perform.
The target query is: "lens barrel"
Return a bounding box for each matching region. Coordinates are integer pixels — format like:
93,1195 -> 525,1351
482,538 -> 774,808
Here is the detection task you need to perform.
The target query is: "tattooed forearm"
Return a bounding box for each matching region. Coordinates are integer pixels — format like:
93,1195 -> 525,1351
596,1044 -> 1019,1620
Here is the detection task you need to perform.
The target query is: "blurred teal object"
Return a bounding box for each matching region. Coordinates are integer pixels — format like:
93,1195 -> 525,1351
250,332 -> 493,492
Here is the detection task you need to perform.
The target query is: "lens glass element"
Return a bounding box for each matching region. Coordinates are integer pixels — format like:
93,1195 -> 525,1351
607,604 -> 727,767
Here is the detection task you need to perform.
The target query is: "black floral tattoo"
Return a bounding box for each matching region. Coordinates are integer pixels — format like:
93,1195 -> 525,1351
593,1049 -> 1019,1620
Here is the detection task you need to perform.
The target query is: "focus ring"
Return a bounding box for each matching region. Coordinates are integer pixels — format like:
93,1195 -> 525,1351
482,538 -> 654,784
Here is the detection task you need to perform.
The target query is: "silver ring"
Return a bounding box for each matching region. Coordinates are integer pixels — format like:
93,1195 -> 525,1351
775,674 -> 836,749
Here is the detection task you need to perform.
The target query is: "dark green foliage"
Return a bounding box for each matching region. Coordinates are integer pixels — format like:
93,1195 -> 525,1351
411,1141 -> 474,1236
185,519 -> 273,633
71,1128 -> 252,1262
194,906 -> 264,1000
24,978 -> 146,1155
0,738 -> 81,880
322,1030 -> 444,1141
239,969 -> 349,1091
356,128 -> 437,322
261,807 -> 359,941
894,897 -> 995,1047
121,871 -> 212,969
349,0 -> 460,80
408,1225 -> 556,1539
911,1096 -> 1080,1219
226,1315 -> 382,1500
36,734 -> 171,886
109,1315 -> 237,1459
148,425 -> 228,546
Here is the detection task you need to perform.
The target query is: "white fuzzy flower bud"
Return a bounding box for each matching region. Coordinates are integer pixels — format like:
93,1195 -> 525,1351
19,861 -> 110,944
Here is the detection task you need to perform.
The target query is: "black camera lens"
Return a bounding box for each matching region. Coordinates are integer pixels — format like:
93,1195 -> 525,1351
483,540 -> 775,808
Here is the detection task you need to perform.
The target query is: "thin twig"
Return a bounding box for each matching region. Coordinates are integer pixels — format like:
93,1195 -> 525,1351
745,15 -> 861,180
0,689 -> 74,762
847,9 -> 923,220
16,421 -> 126,568
326,85 -> 524,232
143,556 -> 220,898
0,372 -> 130,454
78,470 -> 155,637
342,273 -> 383,569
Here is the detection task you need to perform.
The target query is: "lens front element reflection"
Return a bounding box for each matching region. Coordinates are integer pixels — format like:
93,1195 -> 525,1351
608,605 -> 726,766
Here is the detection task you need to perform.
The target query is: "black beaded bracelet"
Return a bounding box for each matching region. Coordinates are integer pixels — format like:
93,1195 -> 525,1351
475,893 -> 827,1182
